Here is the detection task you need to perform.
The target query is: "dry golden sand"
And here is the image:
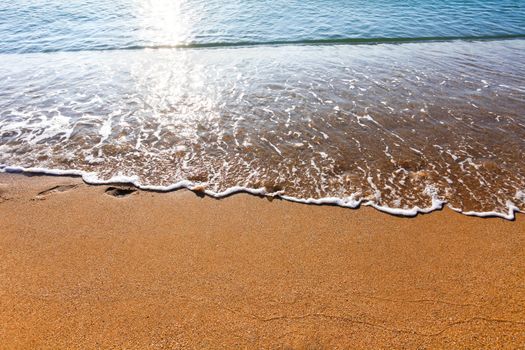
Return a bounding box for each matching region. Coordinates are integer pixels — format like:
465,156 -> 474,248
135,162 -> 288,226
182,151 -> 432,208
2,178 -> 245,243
0,173 -> 524,349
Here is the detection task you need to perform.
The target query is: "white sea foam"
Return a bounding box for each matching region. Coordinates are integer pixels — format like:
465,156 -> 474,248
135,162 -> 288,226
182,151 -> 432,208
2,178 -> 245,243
1,165 -> 520,220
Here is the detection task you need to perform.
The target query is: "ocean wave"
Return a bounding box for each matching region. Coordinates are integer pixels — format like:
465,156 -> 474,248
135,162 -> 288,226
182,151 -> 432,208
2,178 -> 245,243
1,41 -> 523,219
3,164 -> 523,220
2,34 -> 524,55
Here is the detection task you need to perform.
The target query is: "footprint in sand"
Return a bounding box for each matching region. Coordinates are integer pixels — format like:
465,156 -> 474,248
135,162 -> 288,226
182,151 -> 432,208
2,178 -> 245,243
35,184 -> 78,200
104,186 -> 137,198
0,183 -> 12,203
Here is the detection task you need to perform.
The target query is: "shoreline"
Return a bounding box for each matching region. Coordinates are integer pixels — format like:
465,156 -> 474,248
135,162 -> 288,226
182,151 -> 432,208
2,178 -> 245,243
0,173 -> 524,348
2,167 -> 523,221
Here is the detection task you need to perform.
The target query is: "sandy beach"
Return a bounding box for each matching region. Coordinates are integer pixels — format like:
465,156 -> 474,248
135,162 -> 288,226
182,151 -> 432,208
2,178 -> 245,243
2,1 -> 525,349
0,173 -> 523,349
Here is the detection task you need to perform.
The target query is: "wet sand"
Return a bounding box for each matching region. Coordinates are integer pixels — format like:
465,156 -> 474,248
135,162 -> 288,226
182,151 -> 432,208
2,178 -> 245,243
0,173 -> 524,349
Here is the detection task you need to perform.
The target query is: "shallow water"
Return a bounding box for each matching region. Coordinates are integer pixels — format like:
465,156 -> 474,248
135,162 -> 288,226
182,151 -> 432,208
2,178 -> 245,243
1,1 -> 524,218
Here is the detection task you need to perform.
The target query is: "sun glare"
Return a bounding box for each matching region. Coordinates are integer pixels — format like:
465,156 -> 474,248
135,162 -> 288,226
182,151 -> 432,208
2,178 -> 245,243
137,0 -> 192,45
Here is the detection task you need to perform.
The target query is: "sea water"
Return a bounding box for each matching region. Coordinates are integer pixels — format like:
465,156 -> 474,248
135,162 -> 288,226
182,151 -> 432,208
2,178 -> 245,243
1,0 -> 524,218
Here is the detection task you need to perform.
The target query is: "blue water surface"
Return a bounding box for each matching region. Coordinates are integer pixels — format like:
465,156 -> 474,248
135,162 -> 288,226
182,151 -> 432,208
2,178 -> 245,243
1,0 -> 524,53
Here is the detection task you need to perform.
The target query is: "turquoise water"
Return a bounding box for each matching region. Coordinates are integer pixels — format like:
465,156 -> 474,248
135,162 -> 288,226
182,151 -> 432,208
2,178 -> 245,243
0,0 -> 524,53
0,1 -> 524,218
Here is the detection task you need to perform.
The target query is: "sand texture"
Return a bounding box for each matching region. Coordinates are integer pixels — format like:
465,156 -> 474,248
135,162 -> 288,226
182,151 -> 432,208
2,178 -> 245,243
0,173 -> 524,349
